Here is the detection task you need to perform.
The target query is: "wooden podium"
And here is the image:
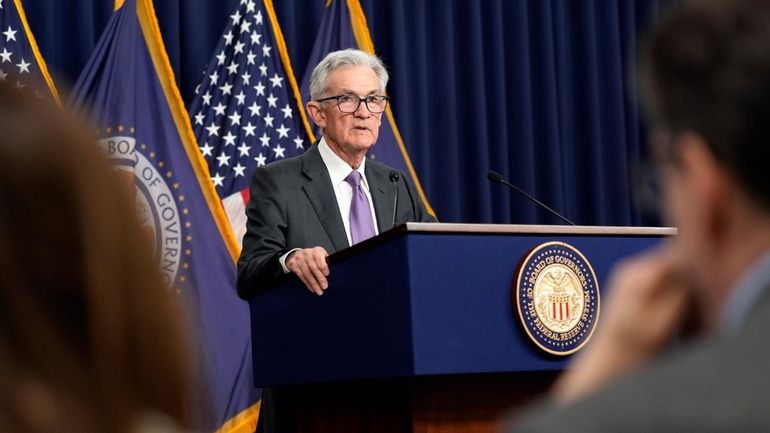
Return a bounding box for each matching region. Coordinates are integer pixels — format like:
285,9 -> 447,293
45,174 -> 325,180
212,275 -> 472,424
248,223 -> 675,433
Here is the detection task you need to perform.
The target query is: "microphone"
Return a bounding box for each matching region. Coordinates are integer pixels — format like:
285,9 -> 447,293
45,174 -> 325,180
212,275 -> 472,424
389,170 -> 400,228
487,170 -> 576,225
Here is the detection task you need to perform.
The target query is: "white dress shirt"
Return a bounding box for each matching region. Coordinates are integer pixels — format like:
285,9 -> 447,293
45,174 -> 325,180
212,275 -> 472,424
279,137 -> 379,272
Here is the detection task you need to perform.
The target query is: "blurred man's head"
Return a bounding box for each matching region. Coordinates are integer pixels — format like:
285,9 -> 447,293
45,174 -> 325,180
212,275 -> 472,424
640,0 -> 770,318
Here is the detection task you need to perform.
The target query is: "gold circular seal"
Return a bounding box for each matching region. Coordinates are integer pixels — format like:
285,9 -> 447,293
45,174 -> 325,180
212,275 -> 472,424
514,241 -> 601,356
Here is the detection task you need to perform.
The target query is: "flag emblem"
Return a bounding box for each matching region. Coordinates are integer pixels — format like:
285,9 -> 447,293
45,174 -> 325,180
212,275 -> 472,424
514,241 -> 601,356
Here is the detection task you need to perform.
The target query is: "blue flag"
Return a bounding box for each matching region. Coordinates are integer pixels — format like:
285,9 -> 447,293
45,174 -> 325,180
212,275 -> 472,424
0,0 -> 59,102
189,0 -> 314,246
69,0 -> 259,431
299,0 -> 434,217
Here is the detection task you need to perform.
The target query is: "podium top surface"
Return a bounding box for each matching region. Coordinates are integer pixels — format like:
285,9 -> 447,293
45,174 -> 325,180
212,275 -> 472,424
399,222 -> 677,236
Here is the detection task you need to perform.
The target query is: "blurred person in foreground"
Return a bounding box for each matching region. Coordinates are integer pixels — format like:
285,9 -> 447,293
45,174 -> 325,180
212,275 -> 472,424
0,83 -> 195,433
505,0 -> 770,431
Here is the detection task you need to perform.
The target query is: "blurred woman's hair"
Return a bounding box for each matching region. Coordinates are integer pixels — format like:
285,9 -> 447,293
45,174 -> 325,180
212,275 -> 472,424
0,83 -> 194,432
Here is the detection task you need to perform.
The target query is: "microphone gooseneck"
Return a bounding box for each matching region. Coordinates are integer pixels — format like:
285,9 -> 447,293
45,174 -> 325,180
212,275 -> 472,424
487,170 -> 576,226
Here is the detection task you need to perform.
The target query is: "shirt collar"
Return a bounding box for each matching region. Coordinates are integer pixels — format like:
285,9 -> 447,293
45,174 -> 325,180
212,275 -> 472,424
720,249 -> 770,335
317,136 -> 369,189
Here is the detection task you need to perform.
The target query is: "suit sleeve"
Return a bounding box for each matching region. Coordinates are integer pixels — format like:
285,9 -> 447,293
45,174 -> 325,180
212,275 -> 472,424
236,166 -> 289,298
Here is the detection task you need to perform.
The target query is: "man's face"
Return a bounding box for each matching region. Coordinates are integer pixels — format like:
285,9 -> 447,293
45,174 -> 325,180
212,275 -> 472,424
310,65 -> 383,155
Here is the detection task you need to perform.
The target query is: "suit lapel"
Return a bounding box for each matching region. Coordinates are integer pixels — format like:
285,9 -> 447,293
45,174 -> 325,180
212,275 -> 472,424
301,146 -> 350,252
366,163 -> 396,233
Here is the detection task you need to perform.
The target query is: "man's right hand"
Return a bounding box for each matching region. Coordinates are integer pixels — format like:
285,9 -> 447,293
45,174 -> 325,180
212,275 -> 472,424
285,247 -> 330,296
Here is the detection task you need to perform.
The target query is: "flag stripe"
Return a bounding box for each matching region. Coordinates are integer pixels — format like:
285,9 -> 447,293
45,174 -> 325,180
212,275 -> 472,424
263,0 -> 316,144
13,0 -> 60,105
344,0 -> 436,218
136,0 -> 241,262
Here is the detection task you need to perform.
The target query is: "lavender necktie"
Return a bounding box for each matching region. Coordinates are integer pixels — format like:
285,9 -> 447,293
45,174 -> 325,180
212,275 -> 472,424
345,170 -> 376,244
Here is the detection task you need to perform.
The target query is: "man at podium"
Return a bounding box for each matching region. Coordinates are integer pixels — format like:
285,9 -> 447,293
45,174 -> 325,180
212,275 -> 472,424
507,0 -> 770,431
237,49 -> 433,300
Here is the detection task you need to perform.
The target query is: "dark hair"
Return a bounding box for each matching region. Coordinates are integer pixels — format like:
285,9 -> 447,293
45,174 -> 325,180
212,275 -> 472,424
0,84 -> 194,432
640,0 -> 770,207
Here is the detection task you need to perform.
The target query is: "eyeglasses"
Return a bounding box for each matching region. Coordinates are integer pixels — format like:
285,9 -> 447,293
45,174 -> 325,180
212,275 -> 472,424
316,93 -> 390,114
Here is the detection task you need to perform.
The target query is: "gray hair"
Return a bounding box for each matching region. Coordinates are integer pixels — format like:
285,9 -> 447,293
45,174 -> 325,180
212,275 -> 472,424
309,49 -> 389,101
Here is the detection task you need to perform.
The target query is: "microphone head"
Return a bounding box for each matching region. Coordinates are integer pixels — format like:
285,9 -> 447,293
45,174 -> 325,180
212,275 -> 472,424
389,170 -> 400,183
487,170 -> 504,184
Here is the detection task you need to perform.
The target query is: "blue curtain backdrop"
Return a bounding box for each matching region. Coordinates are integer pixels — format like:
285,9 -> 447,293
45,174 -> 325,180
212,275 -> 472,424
24,0 -> 671,226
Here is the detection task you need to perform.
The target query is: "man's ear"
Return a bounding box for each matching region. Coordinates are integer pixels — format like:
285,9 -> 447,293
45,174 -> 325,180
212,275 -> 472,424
677,133 -> 732,241
306,101 -> 326,129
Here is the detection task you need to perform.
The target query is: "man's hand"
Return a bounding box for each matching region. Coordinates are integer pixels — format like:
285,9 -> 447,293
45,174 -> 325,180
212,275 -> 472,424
552,247 -> 694,405
285,247 -> 330,296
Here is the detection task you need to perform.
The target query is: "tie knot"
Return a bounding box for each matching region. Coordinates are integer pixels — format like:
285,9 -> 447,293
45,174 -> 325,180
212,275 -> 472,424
345,170 -> 362,187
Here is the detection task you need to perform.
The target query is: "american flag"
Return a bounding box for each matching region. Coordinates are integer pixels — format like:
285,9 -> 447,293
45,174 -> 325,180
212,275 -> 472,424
0,0 -> 60,102
190,0 -> 312,245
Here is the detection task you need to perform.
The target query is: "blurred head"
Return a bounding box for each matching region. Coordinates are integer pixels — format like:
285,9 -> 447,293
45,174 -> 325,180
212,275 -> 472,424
640,0 -> 770,296
0,84 -> 193,432
306,49 -> 389,165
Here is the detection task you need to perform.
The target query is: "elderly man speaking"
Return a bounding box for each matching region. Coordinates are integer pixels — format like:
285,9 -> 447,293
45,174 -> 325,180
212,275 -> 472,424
237,49 -> 433,296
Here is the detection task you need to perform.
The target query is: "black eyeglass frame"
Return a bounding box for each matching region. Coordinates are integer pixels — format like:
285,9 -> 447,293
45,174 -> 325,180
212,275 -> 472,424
315,93 -> 391,114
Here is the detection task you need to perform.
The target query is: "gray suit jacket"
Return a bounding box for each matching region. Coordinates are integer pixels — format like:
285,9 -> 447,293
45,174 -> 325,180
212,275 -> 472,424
505,284 -> 770,432
236,144 -> 434,298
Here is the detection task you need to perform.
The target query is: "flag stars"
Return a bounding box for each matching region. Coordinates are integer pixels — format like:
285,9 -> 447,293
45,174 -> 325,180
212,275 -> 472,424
250,31 -> 262,45
184,221 -> 192,228
0,69 -> 7,81
185,234 -> 192,242
267,93 -> 278,107
237,142 -> 251,156
202,91 -> 212,105
178,195 -> 185,202
223,31 -> 234,45
200,142 -> 214,156
273,145 -> 286,158
3,26 -> 16,42
240,19 -> 252,34
293,136 -> 305,149
0,48 -> 11,63
230,10 -> 242,25
219,82 -> 233,95
246,50 -> 257,65
248,102 -> 262,117
234,41 -> 246,54
228,111 -> 242,125
216,50 -> 227,65
209,70 -> 220,85
173,182 -> 180,190
227,61 -> 239,75
276,124 -> 290,138
246,0 -> 256,13
255,10 -> 263,25
223,131 -> 237,146
233,163 -> 246,177
158,161 -> 165,168
255,152 -> 267,166
259,63 -> 268,76
259,132 -> 270,147
213,102 -> 226,116
254,82 -> 265,96
194,112 -> 205,125
241,71 -> 252,85
16,59 -> 30,74
211,173 -> 225,187
269,73 -> 284,88
264,113 -> 274,128
205,122 -> 220,137
166,171 -> 173,178
235,90 -> 246,105
216,152 -> 231,167
281,104 -> 293,118
242,122 -> 257,136
262,44 -> 272,57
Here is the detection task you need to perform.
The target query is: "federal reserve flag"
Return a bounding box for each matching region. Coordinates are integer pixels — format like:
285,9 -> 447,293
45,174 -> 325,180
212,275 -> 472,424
0,0 -> 59,102
300,0 -> 434,217
189,0 -> 313,245
69,0 -> 259,431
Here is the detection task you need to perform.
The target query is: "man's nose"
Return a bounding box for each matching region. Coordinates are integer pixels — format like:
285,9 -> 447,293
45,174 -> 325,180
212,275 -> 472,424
353,99 -> 370,118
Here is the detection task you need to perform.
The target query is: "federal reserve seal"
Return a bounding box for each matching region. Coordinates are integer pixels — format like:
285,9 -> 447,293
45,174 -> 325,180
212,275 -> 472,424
514,242 -> 600,355
98,129 -> 192,292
